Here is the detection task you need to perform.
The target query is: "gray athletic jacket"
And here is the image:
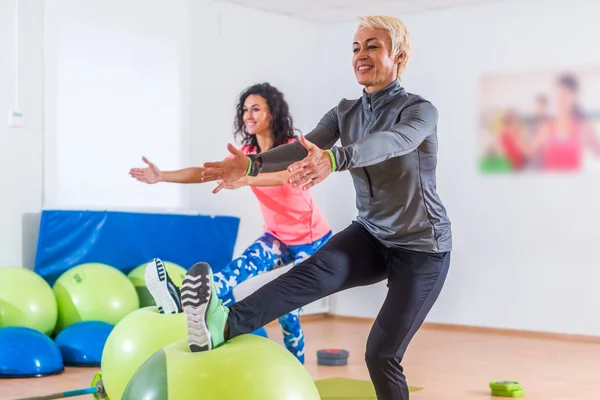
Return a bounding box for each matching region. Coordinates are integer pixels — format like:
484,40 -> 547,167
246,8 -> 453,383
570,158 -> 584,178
249,80 -> 452,253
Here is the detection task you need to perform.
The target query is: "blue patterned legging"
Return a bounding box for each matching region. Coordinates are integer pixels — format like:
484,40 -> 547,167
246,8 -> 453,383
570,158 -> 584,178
213,231 -> 332,364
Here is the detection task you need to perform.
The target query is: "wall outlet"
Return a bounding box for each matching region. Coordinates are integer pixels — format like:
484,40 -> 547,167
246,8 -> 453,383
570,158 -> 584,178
8,109 -> 25,128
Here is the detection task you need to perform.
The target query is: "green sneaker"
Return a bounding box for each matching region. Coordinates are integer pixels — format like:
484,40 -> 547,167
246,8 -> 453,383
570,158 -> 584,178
182,262 -> 229,352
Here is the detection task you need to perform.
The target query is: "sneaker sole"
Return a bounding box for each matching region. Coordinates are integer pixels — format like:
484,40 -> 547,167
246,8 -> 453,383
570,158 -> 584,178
145,259 -> 178,315
182,262 -> 212,352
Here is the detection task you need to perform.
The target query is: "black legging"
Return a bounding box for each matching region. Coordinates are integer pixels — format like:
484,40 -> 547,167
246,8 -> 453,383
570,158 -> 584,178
227,221 -> 451,400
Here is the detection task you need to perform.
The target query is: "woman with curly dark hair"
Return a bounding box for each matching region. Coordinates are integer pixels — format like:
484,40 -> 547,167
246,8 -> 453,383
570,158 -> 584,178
234,82 -> 297,152
129,82 -> 332,364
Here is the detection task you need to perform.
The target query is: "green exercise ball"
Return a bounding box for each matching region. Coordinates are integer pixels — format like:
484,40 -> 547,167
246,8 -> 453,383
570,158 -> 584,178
0,267 -> 58,335
127,261 -> 186,307
101,306 -> 187,400
122,334 -> 321,400
52,263 -> 139,334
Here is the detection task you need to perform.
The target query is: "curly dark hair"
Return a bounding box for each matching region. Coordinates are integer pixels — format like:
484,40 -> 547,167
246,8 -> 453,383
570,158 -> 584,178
234,83 -> 297,153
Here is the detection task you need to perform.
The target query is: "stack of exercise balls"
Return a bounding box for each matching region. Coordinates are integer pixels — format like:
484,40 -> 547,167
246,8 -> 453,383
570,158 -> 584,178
0,267 -> 63,377
0,262 -> 143,377
1,261 -> 320,399
100,305 -> 319,399
100,265 -> 319,399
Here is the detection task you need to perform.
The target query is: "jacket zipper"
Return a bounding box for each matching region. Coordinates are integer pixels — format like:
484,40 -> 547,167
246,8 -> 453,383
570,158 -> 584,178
364,95 -> 374,200
363,168 -> 375,200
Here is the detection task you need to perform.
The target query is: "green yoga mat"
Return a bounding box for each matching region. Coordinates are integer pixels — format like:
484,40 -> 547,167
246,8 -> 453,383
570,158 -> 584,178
315,377 -> 423,399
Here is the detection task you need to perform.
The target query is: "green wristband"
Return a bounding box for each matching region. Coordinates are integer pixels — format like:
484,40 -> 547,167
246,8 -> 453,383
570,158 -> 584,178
245,157 -> 252,176
325,150 -> 337,172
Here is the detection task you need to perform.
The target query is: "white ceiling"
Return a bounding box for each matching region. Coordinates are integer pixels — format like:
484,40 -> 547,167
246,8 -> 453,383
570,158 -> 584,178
214,0 -> 500,23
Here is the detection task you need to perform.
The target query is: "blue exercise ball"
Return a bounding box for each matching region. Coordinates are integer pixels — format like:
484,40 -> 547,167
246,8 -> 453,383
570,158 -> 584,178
250,326 -> 269,338
54,321 -> 114,367
0,327 -> 64,377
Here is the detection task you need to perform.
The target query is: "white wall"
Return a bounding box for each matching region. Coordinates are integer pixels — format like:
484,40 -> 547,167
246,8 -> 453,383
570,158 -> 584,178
43,0 -> 357,240
327,0 -> 600,337
0,0 -> 44,268
44,0 -> 191,209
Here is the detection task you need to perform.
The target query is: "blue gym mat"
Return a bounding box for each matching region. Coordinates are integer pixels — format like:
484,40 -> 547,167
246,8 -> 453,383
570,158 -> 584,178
34,209 -> 240,285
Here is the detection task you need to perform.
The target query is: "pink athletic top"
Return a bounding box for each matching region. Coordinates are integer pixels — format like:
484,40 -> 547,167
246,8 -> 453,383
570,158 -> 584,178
542,120 -> 584,171
236,140 -> 331,245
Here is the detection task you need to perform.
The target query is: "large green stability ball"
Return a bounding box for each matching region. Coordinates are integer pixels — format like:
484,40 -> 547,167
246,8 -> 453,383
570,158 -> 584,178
0,267 -> 58,335
101,306 -> 187,400
128,261 -> 186,307
52,263 -> 139,334
123,334 -> 321,400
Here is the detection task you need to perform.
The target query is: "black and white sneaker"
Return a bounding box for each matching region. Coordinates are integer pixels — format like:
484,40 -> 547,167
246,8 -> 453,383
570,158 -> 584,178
145,258 -> 183,314
181,262 -> 228,352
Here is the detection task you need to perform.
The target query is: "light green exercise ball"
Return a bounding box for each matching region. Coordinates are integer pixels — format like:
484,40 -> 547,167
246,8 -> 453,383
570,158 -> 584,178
52,263 -> 140,334
101,306 -> 187,400
127,261 -> 186,307
0,267 -> 58,335
122,334 -> 321,400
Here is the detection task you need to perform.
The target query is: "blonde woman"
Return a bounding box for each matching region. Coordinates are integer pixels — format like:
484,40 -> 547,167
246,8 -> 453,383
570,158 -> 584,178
180,15 -> 451,399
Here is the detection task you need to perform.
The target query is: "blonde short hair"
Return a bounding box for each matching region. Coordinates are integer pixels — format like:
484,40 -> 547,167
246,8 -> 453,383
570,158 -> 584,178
357,15 -> 412,81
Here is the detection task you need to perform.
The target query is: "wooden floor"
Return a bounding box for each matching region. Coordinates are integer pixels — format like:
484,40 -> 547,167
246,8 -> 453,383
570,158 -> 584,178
2,316 -> 599,399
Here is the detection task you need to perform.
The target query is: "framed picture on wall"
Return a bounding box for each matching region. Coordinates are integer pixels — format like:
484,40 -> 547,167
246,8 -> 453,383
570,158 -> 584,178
477,67 -> 600,174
